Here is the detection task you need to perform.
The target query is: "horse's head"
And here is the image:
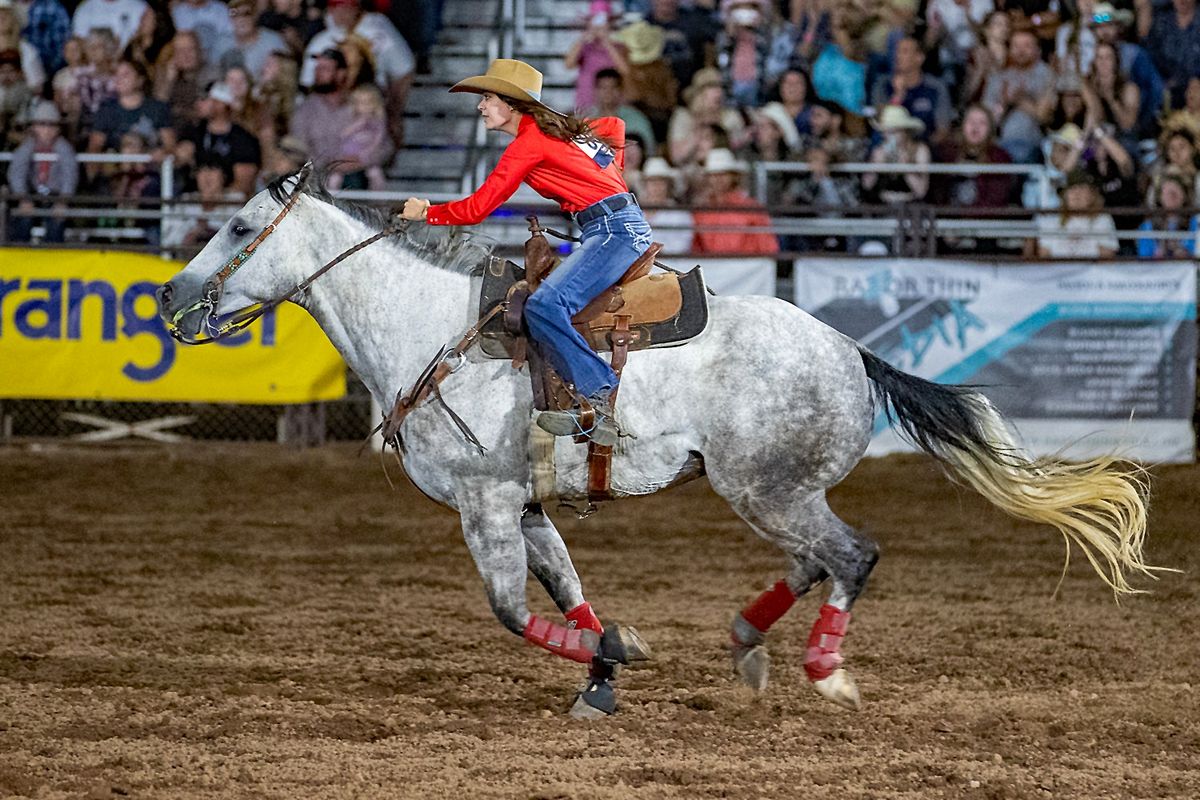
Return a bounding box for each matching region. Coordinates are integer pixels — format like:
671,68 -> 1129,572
157,164 -> 319,344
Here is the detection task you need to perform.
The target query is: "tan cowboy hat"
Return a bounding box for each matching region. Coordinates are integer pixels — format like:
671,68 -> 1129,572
682,67 -> 723,105
703,148 -> 748,174
449,58 -> 564,115
872,104 -> 925,134
1049,123 -> 1083,147
613,20 -> 665,65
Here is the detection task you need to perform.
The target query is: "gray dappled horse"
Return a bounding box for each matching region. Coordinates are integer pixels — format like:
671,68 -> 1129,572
158,168 -> 1157,717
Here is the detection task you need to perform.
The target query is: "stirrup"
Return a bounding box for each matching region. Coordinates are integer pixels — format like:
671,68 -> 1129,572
536,408 -> 619,447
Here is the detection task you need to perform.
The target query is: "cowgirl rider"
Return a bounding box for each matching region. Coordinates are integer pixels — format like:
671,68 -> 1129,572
399,59 -> 652,447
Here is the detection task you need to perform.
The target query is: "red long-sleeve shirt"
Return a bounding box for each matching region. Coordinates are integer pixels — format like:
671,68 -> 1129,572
426,115 -> 628,226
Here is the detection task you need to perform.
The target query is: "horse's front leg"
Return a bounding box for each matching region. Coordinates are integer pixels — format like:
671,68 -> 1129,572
459,489 -> 650,715
521,503 -> 627,719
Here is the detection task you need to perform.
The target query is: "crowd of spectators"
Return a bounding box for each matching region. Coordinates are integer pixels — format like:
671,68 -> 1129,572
575,0 -> 1200,257
2,0 -> 1198,259
2,0 -> 436,246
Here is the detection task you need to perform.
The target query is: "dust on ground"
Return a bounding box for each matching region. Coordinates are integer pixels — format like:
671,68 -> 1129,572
1,444 -> 1197,799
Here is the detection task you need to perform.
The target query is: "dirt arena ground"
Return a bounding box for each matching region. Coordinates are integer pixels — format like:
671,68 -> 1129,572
0,443 -> 1196,799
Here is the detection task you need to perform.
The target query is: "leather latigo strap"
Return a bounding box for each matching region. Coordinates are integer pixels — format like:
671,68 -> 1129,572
587,314 -> 634,502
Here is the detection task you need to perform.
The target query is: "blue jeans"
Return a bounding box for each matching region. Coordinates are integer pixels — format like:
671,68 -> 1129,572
524,200 -> 652,400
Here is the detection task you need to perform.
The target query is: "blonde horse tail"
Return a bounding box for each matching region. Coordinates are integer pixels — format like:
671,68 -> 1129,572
859,346 -> 1161,598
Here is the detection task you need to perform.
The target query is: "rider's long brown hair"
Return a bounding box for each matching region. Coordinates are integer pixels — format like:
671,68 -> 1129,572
506,97 -> 620,151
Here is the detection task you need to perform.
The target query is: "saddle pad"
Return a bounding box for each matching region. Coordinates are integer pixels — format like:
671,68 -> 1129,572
477,260 -> 709,359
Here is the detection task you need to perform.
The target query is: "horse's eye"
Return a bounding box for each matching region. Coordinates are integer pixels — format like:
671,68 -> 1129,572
232,224 -> 250,237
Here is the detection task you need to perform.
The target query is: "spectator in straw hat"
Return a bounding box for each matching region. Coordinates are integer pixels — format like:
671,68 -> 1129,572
691,147 -> 779,255
397,58 -> 655,447
7,99 -> 76,242
862,104 -> 931,204
612,17 -> 677,136
637,155 -> 694,254
667,66 -> 747,166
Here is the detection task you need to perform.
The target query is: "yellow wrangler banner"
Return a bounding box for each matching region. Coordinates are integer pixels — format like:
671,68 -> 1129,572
0,249 -> 346,403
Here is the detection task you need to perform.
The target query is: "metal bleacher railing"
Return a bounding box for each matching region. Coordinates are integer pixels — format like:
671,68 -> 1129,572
2,154 -> 1196,259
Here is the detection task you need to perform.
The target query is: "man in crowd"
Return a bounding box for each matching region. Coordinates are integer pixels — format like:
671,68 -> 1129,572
589,68 -> 657,155
176,82 -> 261,198
291,47 -> 355,168
301,0 -> 413,148
869,35 -> 952,143
219,0 -> 288,81
982,27 -> 1055,163
691,148 -> 779,255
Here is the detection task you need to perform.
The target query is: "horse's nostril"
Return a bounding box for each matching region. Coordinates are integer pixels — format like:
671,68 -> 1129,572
157,282 -> 173,310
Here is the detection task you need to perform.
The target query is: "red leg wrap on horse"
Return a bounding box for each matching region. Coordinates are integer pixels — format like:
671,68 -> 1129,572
803,603 -> 851,682
564,601 -> 604,636
523,615 -> 600,664
740,580 -> 797,633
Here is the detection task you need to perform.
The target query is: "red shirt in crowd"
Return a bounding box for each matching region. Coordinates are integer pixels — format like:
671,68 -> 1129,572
691,189 -> 780,255
426,115 -> 628,226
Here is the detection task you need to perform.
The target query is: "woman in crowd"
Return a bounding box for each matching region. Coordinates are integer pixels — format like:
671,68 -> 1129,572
964,10 -> 1011,104
1136,172 -> 1198,259
1151,125 -> 1200,203
1032,169 -> 1118,259
123,4 -> 175,82
770,67 -> 814,135
1048,71 -> 1101,133
153,30 -> 219,131
1087,40 -> 1140,148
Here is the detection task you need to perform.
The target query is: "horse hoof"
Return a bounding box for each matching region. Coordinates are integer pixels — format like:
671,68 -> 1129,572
732,644 -> 770,691
812,668 -> 860,710
569,679 -> 616,719
598,624 -> 653,665
619,625 -> 653,662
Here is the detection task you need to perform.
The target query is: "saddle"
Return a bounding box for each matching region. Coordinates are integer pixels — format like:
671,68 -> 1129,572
477,216 -> 709,503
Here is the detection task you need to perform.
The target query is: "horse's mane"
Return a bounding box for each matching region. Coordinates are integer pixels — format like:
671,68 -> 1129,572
266,165 -> 496,276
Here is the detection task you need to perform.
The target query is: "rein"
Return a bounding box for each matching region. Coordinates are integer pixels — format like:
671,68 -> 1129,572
169,164 -> 407,345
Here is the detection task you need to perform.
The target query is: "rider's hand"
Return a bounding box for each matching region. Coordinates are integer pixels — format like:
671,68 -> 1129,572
400,197 -> 430,221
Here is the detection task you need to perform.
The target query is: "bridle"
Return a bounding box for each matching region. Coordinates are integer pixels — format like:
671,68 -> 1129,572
167,163 -> 405,345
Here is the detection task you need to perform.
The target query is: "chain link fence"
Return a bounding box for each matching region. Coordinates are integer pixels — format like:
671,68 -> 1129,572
0,374 -> 376,445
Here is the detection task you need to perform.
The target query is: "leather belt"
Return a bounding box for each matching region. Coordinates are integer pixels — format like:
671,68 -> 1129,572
574,192 -> 639,226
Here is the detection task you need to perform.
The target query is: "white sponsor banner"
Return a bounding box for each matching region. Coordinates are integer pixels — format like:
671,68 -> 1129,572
694,257 -> 776,296
793,259 -> 1197,463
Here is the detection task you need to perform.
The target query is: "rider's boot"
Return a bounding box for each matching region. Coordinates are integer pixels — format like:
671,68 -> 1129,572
536,392 -> 620,446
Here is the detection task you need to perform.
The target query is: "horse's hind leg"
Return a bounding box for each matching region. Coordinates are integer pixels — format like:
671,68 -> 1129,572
728,491 -> 878,710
